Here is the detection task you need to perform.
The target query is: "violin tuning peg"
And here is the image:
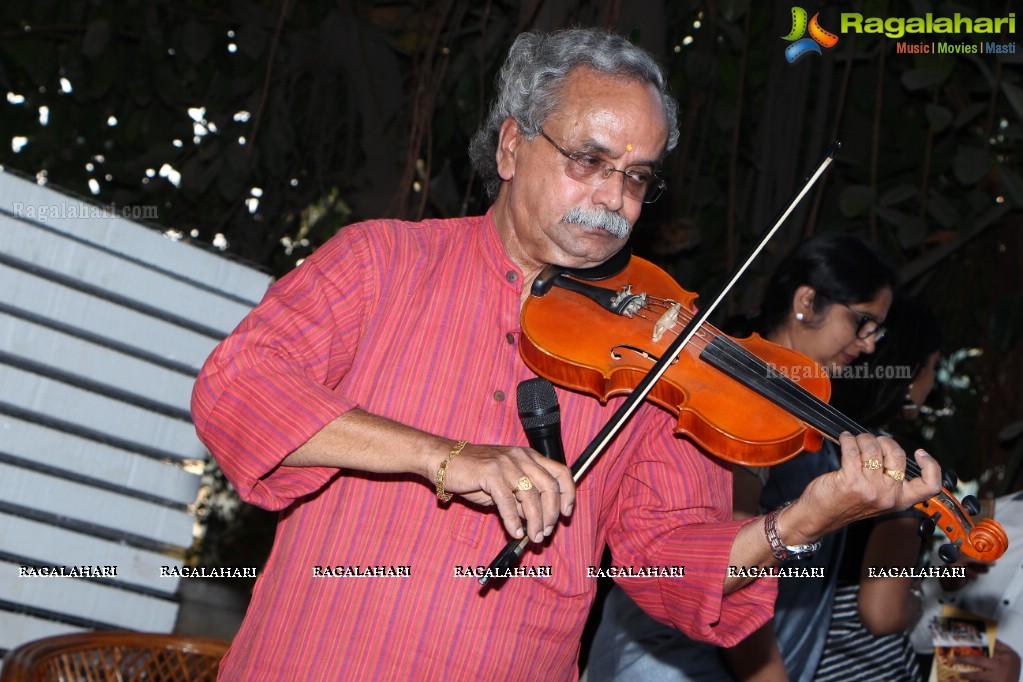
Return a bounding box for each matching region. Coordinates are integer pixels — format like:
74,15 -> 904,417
938,543 -> 961,564
961,495 -> 981,516
918,517 -> 936,538
942,470 -> 958,490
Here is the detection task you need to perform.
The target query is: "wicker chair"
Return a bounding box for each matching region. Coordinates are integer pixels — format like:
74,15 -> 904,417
0,631 -> 230,682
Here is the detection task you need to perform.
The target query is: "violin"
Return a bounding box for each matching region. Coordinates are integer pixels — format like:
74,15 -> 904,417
519,254 -> 1008,564
479,145 -> 1005,586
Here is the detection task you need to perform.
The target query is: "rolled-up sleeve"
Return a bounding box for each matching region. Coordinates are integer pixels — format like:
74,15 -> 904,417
191,228 -> 375,510
606,413 -> 777,645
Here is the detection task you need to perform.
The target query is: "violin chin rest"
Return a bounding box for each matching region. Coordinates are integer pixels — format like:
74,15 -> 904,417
530,245 -> 633,296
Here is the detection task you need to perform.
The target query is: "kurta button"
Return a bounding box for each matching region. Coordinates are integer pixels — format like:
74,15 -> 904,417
505,332 -> 515,344
494,390 -> 506,402
505,271 -> 518,282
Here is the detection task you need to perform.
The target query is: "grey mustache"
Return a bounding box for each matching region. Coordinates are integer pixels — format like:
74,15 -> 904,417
561,207 -> 631,239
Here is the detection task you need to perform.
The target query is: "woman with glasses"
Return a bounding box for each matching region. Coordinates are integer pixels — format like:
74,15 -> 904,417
588,233 -> 900,682
812,294 -> 944,682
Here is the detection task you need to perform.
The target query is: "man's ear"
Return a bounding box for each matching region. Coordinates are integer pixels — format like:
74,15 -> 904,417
496,117 -> 523,181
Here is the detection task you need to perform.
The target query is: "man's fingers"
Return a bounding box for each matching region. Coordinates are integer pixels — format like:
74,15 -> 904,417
512,470 -> 548,543
491,486 -> 525,539
440,443 -> 575,542
533,455 -> 576,518
901,448 -> 942,505
838,431 -> 861,468
875,434 -> 907,485
516,459 -> 573,543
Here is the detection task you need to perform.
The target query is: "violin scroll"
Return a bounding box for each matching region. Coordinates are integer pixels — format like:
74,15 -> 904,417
965,518 -> 1011,562
915,488 -> 1009,563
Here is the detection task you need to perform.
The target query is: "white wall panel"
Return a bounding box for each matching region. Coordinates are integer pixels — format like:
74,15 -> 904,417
0,463 -> 193,547
0,313 -> 195,411
0,263 -> 219,370
0,515 -> 181,595
0,364 -> 204,460
0,562 -> 177,631
0,172 -> 270,303
0,415 -> 199,505
0,170 -> 273,648
2,222 -> 256,335
0,613 -> 83,654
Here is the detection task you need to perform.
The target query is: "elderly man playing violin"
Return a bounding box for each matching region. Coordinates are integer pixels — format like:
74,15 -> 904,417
192,27 -> 941,681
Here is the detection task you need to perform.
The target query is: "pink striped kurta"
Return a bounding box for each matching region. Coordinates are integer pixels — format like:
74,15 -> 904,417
191,210 -> 776,680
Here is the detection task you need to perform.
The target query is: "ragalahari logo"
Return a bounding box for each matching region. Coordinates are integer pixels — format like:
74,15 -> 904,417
783,7 -> 839,62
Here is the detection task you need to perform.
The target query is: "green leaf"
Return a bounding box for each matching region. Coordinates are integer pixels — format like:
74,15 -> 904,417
879,184 -> 918,206
876,205 -> 926,248
838,184 -> 875,217
954,147 -> 991,185
924,190 -> 958,229
85,48 -> 119,98
896,216 -> 927,249
925,104 -> 953,133
901,68 -> 944,91
951,103 -> 986,130
82,19 -> 111,59
874,205 -> 907,228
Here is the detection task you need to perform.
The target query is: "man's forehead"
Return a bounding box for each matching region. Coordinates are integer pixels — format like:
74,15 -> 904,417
547,68 -> 669,152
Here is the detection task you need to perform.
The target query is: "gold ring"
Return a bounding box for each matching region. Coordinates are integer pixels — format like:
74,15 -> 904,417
884,468 -> 906,481
516,476 -> 534,492
862,459 -> 882,470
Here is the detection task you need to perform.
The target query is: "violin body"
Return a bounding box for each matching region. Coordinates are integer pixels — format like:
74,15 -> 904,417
521,256 -> 829,467
520,255 -> 1008,562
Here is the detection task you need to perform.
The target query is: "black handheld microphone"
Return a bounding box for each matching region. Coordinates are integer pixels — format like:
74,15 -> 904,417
480,378 -> 566,586
517,377 -> 565,464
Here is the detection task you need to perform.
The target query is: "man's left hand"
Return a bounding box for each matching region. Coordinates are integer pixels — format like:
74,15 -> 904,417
780,432 -> 942,545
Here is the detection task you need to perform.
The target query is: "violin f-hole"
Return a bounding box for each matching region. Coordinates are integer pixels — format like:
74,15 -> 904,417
611,344 -> 661,364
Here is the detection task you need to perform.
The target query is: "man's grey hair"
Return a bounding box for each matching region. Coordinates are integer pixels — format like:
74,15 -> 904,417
468,28 -> 680,201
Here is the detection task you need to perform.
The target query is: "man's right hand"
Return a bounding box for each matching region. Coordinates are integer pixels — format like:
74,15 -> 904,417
282,409 -> 576,545
439,444 -> 575,544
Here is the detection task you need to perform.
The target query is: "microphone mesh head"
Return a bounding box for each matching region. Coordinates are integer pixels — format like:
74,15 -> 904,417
517,378 -> 560,429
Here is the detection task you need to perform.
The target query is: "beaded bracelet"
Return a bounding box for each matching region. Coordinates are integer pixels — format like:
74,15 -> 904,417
764,502 -> 822,561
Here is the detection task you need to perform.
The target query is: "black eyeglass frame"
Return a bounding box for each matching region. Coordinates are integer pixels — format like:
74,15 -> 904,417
841,303 -> 887,342
537,130 -> 667,204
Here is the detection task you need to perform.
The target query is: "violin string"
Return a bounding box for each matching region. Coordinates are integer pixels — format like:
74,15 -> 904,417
634,301 -> 848,430
701,336 -> 858,437
631,298 -> 924,480
701,335 -> 924,480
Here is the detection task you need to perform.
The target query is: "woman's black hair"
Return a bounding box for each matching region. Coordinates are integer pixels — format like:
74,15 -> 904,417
751,233 -> 897,337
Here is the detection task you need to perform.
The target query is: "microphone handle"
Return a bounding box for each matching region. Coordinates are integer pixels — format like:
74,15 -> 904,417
532,430 -> 565,464
479,427 -> 562,586
478,536 -> 530,585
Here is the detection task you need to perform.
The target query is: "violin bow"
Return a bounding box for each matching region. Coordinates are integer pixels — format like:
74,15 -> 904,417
479,142 -> 842,585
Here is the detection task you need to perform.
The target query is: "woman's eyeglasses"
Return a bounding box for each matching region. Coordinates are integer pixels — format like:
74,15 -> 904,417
842,304 -> 887,342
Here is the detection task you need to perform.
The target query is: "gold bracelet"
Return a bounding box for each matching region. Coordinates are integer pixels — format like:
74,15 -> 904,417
435,440 -> 468,503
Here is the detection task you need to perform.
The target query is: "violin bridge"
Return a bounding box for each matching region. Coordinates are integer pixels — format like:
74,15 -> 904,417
652,302 -> 681,342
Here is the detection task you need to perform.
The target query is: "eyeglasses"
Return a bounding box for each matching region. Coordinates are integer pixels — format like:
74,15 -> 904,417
538,130 -> 667,203
843,304 -> 887,342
